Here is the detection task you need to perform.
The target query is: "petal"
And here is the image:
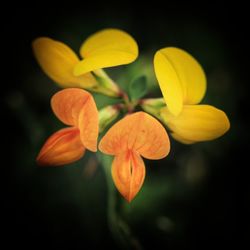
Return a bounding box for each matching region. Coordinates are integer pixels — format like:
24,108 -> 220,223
74,29 -> 138,76
32,37 -> 96,88
99,112 -> 170,159
160,105 -> 230,143
170,133 -> 195,144
77,96 -> 99,152
51,88 -> 99,151
154,49 -> 184,116
160,48 -> 206,105
154,48 -> 206,115
112,151 -> 145,202
36,127 -> 85,166
51,88 -> 93,125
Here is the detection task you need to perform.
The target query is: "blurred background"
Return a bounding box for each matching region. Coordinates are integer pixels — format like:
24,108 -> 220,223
3,5 -> 249,249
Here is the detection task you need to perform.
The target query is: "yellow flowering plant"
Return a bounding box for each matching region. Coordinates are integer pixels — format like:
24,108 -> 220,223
33,28 -> 230,203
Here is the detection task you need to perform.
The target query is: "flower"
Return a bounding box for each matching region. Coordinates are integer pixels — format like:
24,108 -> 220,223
37,88 -> 98,166
99,112 -> 170,202
32,29 -> 138,96
153,47 -> 230,144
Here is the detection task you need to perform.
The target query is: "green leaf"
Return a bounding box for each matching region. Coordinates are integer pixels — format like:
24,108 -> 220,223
128,76 -> 148,101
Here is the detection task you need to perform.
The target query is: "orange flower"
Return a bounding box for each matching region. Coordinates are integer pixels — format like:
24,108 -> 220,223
99,112 -> 170,202
37,88 -> 98,166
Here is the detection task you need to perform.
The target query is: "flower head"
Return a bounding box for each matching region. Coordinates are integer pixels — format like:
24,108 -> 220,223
34,29 -> 230,204
153,47 -> 230,143
99,112 -> 170,202
37,88 -> 98,166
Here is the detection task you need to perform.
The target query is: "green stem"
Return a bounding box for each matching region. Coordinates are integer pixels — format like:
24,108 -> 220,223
97,153 -> 142,250
140,98 -> 166,122
90,69 -> 122,97
89,69 -> 141,114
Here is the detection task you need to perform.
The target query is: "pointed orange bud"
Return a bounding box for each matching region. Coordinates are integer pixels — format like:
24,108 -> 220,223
99,112 -> 170,202
51,88 -> 99,151
112,151 -> 145,202
37,127 -> 85,166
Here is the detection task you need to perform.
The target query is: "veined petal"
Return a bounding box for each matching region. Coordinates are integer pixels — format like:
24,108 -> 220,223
99,112 -> 170,159
37,127 -> 85,166
154,48 -> 206,115
51,88 -> 99,151
32,37 -> 96,88
112,151 -> 145,202
160,105 -> 230,143
78,96 -> 99,152
51,88 -> 93,125
74,29 -> 138,76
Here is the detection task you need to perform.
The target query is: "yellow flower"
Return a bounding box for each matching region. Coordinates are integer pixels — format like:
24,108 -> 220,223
32,29 -> 138,96
99,112 -> 170,202
154,47 -> 230,144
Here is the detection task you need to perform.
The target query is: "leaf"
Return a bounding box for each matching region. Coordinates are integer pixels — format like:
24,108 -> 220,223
128,76 -> 148,101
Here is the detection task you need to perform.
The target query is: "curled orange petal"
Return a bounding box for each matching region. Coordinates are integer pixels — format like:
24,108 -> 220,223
99,112 -> 170,159
112,151 -> 145,202
51,88 -> 99,151
51,88 -> 94,126
77,95 -> 99,152
36,127 -> 85,166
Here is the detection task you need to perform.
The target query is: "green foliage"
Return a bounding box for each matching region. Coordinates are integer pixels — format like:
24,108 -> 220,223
128,75 -> 148,101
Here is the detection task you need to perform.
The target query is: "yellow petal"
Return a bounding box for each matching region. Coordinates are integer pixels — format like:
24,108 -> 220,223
161,105 -> 230,143
36,127 -> 85,166
74,29 -> 138,76
99,112 -> 170,160
51,88 -> 99,151
32,37 -> 96,88
112,151 -> 145,202
154,49 -> 184,116
170,133 -> 195,144
161,48 -> 206,104
154,48 -> 206,115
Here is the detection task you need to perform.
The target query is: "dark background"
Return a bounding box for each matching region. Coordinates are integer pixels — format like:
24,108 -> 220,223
3,4 -> 249,249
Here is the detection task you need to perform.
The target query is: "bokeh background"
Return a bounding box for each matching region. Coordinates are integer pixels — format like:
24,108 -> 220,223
4,5 -> 249,249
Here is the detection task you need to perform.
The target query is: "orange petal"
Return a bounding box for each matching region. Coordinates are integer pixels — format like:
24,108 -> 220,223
77,96 -> 99,152
36,127 -> 85,166
51,88 -> 99,151
112,151 -> 145,202
99,112 -> 170,160
51,88 -> 93,126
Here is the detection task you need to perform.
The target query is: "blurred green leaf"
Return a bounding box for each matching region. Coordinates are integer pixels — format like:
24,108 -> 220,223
128,75 -> 148,101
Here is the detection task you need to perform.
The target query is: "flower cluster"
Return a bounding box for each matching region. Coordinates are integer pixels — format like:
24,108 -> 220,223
33,29 -> 230,202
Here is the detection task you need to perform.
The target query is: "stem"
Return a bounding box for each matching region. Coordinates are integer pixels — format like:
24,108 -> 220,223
140,98 -> 166,122
120,92 -> 134,113
97,153 -> 142,250
90,69 -> 140,113
91,69 -> 122,97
